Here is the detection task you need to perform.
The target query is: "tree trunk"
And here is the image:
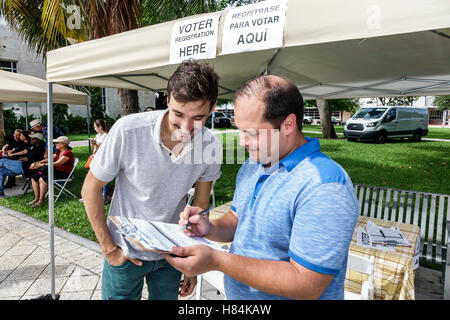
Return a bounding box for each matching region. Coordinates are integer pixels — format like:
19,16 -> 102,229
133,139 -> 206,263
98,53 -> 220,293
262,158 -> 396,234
118,89 -> 140,116
0,103 -> 5,147
316,99 -> 338,139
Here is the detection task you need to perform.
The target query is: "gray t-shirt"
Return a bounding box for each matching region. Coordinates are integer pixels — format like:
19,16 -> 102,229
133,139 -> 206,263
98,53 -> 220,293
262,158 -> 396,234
90,110 -> 222,261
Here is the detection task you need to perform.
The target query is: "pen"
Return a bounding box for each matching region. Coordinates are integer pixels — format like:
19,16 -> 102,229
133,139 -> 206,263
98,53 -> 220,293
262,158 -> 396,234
181,207 -> 212,230
380,230 -> 386,238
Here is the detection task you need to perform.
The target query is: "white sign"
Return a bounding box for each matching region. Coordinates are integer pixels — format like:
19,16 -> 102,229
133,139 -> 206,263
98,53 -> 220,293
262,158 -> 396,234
222,0 -> 287,55
170,14 -> 220,64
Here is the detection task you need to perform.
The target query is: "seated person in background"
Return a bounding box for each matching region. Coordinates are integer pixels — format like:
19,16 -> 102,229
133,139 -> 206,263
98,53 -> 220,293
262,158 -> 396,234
29,136 -> 74,207
1,130 -> 32,189
2,129 -> 23,156
4,130 -> 31,160
1,129 -> 24,188
0,133 -> 46,197
29,119 -> 64,157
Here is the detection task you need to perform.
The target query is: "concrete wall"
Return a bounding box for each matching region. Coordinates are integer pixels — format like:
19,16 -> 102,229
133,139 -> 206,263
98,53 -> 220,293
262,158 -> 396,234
0,20 -> 47,118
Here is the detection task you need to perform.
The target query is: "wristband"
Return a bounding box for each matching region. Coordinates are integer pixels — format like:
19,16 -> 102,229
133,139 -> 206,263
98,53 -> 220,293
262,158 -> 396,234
102,244 -> 118,256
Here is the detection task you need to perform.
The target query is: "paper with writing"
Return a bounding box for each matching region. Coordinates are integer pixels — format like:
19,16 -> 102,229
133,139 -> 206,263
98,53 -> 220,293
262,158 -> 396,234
109,216 -> 223,253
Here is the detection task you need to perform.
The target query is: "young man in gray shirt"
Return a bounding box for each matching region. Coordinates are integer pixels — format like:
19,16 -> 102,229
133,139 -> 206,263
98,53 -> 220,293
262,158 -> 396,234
81,61 -> 222,300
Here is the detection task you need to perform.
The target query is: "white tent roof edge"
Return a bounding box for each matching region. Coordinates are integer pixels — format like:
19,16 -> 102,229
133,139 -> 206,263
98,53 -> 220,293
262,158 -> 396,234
45,0 -> 450,100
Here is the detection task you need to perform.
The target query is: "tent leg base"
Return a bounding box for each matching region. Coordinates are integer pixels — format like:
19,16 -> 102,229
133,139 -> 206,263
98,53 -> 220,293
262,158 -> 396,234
29,294 -> 60,300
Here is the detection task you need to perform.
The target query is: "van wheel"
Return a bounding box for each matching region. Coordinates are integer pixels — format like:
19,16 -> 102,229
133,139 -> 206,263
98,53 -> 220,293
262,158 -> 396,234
410,130 -> 422,142
377,132 -> 388,144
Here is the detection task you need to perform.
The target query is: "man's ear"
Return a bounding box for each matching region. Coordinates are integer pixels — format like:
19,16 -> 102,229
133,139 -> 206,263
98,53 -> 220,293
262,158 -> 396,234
282,113 -> 297,135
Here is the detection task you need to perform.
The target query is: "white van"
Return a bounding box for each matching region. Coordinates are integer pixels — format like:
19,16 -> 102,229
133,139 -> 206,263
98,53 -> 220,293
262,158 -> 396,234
343,106 -> 428,143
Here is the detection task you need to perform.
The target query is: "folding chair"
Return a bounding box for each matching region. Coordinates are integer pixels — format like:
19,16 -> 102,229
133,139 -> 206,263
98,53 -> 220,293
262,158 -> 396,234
195,243 -> 229,300
49,158 -> 79,203
195,270 -> 226,300
187,182 -> 215,208
344,253 -> 375,300
22,174 -> 33,194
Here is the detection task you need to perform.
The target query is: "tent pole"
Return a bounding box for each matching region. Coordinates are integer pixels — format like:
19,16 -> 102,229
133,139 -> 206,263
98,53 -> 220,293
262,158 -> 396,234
47,82 -> 57,300
25,102 -> 29,130
87,98 -> 91,154
261,48 -> 281,76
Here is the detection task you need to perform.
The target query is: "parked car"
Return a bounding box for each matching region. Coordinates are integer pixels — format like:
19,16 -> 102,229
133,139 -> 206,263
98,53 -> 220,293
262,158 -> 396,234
303,116 -> 313,124
206,112 -> 232,128
316,116 -> 341,125
343,106 -> 428,143
331,116 -> 342,125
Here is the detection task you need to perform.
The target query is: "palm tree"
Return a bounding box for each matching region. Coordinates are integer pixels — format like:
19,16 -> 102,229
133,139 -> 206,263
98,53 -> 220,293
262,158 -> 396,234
142,0 -> 216,26
0,0 -> 86,56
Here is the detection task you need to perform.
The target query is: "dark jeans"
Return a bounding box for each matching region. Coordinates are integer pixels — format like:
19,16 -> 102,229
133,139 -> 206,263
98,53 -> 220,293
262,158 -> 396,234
102,258 -> 182,300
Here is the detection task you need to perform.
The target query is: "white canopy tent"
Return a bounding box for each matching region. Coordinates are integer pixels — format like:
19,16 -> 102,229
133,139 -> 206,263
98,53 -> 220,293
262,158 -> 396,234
45,0 -> 450,299
0,70 -> 89,129
46,0 -> 450,99
0,70 -> 88,105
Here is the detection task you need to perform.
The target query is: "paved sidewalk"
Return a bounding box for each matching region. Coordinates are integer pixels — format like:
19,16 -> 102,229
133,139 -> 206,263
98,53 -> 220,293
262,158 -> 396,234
0,205 -> 221,300
0,204 -> 444,300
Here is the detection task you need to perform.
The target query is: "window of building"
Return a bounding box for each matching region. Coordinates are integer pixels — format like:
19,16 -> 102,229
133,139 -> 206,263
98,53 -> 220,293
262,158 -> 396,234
304,108 -> 340,120
0,60 -> 17,73
429,109 -> 442,120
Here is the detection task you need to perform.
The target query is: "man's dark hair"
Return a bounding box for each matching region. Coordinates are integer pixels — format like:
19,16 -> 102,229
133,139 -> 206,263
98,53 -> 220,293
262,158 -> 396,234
167,60 -> 220,110
236,75 -> 304,131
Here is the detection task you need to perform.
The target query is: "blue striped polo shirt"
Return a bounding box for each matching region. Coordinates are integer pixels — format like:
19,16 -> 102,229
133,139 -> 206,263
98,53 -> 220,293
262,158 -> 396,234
225,137 -> 359,300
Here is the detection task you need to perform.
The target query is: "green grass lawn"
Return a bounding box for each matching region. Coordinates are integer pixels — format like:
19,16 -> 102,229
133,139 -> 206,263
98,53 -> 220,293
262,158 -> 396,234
68,125 -> 450,141
302,124 -> 450,140
66,134 -> 93,141
0,134 -> 448,243
216,132 -> 450,195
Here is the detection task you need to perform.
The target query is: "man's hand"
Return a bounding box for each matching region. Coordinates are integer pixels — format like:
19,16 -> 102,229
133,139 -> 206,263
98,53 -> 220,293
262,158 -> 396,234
106,246 -> 142,267
179,206 -> 211,237
179,275 -> 197,297
164,245 -> 218,278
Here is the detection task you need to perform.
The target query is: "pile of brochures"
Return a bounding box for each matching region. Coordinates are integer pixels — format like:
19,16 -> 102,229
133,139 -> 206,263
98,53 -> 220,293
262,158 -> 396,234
356,221 -> 411,251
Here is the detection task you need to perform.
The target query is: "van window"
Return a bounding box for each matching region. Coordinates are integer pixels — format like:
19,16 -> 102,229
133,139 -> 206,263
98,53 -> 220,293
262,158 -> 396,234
387,108 -> 397,120
353,108 -> 387,119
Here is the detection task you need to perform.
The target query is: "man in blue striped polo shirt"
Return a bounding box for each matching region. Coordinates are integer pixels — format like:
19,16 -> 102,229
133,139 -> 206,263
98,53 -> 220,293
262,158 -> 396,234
165,75 -> 359,299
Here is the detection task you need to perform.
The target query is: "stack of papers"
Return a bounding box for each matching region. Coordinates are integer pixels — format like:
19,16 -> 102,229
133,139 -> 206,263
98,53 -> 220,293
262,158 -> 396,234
109,216 -> 224,253
356,221 -> 411,251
